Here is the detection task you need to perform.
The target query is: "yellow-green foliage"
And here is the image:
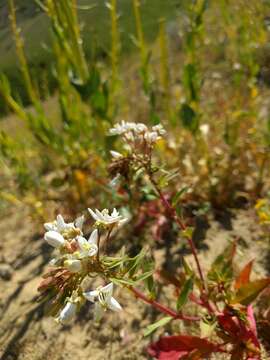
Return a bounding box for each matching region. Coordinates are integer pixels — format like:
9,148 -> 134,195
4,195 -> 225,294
0,0 -> 269,218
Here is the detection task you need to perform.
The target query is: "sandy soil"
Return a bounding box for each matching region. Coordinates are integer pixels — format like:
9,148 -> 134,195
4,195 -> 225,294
0,206 -> 269,360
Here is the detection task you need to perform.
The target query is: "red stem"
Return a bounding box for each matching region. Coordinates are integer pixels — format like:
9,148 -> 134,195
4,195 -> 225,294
130,286 -> 200,322
149,176 -> 205,290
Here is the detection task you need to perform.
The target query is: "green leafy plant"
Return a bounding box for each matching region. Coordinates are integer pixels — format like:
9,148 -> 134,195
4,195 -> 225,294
38,121 -> 270,359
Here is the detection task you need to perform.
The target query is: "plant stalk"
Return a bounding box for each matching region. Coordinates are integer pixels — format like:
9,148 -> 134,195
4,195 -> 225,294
129,286 -> 200,321
148,174 -> 206,290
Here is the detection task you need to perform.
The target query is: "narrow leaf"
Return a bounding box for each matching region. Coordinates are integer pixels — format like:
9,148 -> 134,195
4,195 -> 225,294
180,103 -> 198,133
144,316 -> 172,337
182,258 -> 194,277
177,277 -> 194,311
172,186 -> 189,207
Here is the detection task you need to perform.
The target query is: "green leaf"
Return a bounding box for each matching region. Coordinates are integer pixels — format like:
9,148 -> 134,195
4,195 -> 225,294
182,258 -> 194,277
145,275 -> 156,298
179,103 -> 199,133
200,319 -> 216,338
177,277 -> 194,311
231,278 -> 270,305
110,277 -> 136,286
172,186 -> 189,207
91,91 -> 107,114
134,269 -> 154,282
207,242 -> 236,284
127,248 -> 147,277
183,63 -> 198,102
144,316 -> 172,337
182,227 -> 194,239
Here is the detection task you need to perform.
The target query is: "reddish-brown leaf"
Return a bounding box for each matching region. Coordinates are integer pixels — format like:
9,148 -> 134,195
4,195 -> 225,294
147,335 -> 222,359
231,278 -> 270,305
234,260 -> 254,290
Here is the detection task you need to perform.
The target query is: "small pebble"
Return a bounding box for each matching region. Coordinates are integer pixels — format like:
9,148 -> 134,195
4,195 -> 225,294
0,263 -> 13,280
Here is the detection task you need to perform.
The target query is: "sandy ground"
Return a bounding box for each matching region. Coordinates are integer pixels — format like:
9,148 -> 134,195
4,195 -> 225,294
0,206 -> 269,360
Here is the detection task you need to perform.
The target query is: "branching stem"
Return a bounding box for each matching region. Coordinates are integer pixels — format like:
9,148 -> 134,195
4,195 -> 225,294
129,286 -> 200,321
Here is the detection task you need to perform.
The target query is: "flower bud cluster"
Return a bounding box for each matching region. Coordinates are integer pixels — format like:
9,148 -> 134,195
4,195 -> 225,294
42,208 -> 127,324
108,122 -> 166,184
109,121 -> 166,147
44,214 -> 98,271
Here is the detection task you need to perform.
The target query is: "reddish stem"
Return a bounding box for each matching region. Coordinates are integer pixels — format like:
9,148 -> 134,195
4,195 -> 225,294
149,176 -> 205,290
130,286 -> 200,322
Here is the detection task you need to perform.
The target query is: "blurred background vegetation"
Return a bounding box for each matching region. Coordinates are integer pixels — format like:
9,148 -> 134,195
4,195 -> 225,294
0,0 -> 270,228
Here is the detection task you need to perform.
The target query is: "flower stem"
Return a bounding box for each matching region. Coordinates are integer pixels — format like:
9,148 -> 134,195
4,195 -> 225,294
129,286 -> 200,321
148,174 -> 206,290
97,229 -> 101,261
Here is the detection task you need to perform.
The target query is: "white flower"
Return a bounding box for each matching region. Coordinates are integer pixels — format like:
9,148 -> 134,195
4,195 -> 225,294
44,231 -> 65,248
76,229 -> 98,258
44,214 -> 84,233
136,123 -> 147,133
83,283 -> 122,321
110,150 -> 123,159
56,301 -> 77,325
233,62 -> 241,70
144,131 -> 158,143
88,208 -> 127,227
64,259 -> 82,273
200,124 -> 209,137
109,121 -> 166,147
109,121 -> 134,135
152,124 -> 166,135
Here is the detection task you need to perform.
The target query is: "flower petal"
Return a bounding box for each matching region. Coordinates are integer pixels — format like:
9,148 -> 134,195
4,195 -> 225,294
45,231 -> 65,248
111,208 -> 119,217
88,208 -> 99,221
77,235 -> 88,251
101,282 -> 114,297
110,150 -> 123,159
56,214 -> 66,231
56,302 -> 76,325
88,244 -> 98,257
88,229 -> 98,245
95,209 -> 106,221
74,215 -> 84,230
107,296 -> 122,312
44,222 -> 57,231
83,290 -> 99,302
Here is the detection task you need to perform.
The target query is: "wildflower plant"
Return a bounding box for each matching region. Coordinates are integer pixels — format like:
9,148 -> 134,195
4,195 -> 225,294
39,121 -> 270,359
110,122 -> 270,359
38,207 -> 155,324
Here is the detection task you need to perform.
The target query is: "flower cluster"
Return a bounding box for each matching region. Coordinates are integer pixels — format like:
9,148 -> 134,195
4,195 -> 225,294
56,282 -> 122,325
42,208 -> 127,325
88,208 -> 127,228
108,122 -> 166,183
109,121 -> 166,147
44,213 -> 98,270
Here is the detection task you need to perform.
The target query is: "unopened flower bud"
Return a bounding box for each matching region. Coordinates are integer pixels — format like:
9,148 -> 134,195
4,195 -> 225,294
45,231 -> 65,248
56,301 -> 77,325
110,150 -> 123,159
64,259 -> 82,273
